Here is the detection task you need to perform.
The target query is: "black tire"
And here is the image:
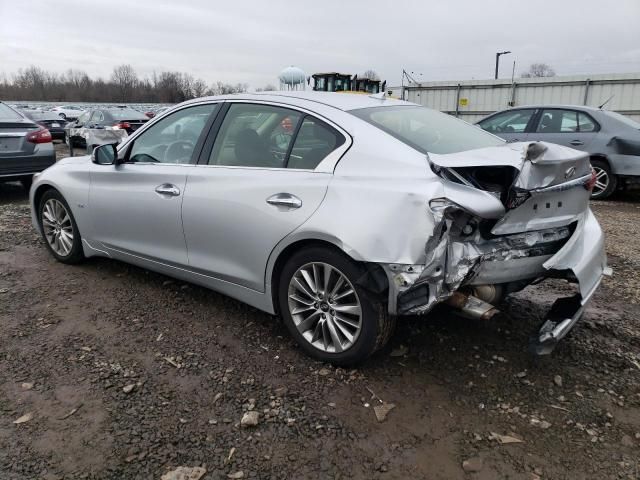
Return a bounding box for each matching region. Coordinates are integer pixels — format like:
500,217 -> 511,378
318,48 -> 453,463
590,159 -> 617,199
59,112 -> 66,119
20,175 -> 33,191
278,246 -> 394,366
38,189 -> 85,264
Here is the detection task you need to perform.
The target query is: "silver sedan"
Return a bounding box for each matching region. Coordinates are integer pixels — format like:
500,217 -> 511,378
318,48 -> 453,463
30,92 -> 609,364
477,105 -> 640,198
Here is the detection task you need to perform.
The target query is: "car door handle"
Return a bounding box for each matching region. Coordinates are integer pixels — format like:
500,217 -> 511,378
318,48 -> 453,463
570,140 -> 584,146
155,183 -> 181,196
266,193 -> 302,209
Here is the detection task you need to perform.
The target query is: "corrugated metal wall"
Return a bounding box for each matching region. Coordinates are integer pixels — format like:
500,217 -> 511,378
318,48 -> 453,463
398,73 -> 640,123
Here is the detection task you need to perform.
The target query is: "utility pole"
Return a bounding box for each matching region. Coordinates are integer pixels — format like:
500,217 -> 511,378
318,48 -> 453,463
495,51 -> 511,79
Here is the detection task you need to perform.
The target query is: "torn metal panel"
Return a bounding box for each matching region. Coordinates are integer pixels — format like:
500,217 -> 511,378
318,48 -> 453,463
65,126 -> 127,147
607,136 -> 640,156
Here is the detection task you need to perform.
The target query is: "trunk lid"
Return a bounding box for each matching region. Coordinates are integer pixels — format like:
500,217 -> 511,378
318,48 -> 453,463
428,141 -> 594,235
0,120 -> 39,156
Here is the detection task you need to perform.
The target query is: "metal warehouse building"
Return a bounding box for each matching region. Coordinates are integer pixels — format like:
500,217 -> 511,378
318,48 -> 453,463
394,73 -> 640,123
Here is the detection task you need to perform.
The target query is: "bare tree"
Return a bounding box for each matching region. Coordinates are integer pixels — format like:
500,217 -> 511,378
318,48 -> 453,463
111,64 -> 138,101
361,69 -> 380,80
208,81 -> 249,96
521,63 -> 556,78
255,84 -> 277,92
0,65 -> 255,103
192,78 -> 208,98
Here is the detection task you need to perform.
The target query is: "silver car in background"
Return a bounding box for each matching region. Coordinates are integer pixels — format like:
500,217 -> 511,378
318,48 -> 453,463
477,105 -> 640,198
29,92 -> 608,364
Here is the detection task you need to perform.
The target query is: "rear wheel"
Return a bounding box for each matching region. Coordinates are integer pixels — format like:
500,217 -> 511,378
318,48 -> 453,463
38,190 -> 85,264
590,159 -> 617,199
278,246 -> 394,366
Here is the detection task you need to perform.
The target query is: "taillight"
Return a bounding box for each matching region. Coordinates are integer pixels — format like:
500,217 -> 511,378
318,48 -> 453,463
114,122 -> 131,129
26,127 -> 52,144
585,168 -> 597,192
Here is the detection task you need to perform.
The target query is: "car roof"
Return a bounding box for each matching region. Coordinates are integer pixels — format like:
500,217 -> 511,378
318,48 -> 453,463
505,104 -> 602,112
180,91 -> 415,112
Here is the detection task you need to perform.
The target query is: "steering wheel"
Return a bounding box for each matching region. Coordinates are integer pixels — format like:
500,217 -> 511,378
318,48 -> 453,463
164,140 -> 194,163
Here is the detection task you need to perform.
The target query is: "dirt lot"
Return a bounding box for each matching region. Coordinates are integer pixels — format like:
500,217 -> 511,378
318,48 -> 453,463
1,143 -> 639,480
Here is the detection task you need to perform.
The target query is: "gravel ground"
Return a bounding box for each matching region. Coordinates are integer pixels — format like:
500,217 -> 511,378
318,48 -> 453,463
1,143 -> 639,479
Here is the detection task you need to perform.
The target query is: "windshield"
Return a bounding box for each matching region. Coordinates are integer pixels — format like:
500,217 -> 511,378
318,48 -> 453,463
0,103 -> 23,121
604,110 -> 640,129
350,105 -> 504,154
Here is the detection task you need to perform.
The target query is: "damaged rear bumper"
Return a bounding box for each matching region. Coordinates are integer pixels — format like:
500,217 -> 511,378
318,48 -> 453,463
380,208 -> 609,352
531,209 -> 610,354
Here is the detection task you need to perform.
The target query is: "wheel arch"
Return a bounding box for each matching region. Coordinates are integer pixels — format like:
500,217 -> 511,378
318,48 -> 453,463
267,235 -> 389,316
589,153 -> 611,168
32,183 -> 58,222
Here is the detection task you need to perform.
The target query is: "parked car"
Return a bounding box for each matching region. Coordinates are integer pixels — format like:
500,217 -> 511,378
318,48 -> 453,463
29,93 -> 607,365
50,105 -> 85,120
0,102 -> 55,190
477,105 -> 640,198
66,107 -> 150,147
23,110 -> 68,140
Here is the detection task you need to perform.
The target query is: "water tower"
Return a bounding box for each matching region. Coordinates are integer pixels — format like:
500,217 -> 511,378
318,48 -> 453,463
279,66 -> 306,91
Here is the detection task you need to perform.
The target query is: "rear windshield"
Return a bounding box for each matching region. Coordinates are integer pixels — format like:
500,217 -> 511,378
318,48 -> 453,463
350,105 -> 504,154
107,109 -> 147,120
0,103 -> 23,121
603,110 -> 640,129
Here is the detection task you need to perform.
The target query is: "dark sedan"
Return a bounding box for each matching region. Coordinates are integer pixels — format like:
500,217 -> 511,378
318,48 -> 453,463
23,111 -> 68,141
66,107 -> 149,147
0,102 -> 56,189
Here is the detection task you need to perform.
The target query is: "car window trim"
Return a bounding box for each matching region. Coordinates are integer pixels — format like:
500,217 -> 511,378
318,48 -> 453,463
524,108 -> 541,133
195,99 -> 351,173
283,114 -> 306,168
120,101 -> 223,166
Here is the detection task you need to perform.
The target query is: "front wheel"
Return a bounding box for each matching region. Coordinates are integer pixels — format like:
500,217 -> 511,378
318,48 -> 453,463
38,189 -> 85,264
590,159 -> 617,199
278,246 -> 394,366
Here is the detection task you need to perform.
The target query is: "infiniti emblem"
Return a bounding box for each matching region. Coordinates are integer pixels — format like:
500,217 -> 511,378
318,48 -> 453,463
564,166 -> 576,179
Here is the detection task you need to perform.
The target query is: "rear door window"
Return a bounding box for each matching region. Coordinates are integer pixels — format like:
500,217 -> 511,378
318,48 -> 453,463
577,112 -> 598,132
536,109 -> 578,133
207,103 -> 345,170
208,103 -> 302,168
287,117 -> 344,169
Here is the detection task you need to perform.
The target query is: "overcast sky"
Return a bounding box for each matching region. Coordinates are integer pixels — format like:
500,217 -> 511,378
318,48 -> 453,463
1,0 -> 639,88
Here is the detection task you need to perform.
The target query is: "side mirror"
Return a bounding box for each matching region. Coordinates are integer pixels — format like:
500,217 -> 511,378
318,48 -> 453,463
92,143 -> 118,165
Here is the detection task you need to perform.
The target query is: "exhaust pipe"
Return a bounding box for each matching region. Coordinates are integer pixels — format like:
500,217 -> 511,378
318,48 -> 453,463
446,291 -> 499,320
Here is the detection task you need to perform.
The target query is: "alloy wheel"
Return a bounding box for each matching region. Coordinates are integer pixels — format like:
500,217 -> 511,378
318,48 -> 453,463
592,166 -> 609,197
287,262 -> 362,353
42,199 -> 74,257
